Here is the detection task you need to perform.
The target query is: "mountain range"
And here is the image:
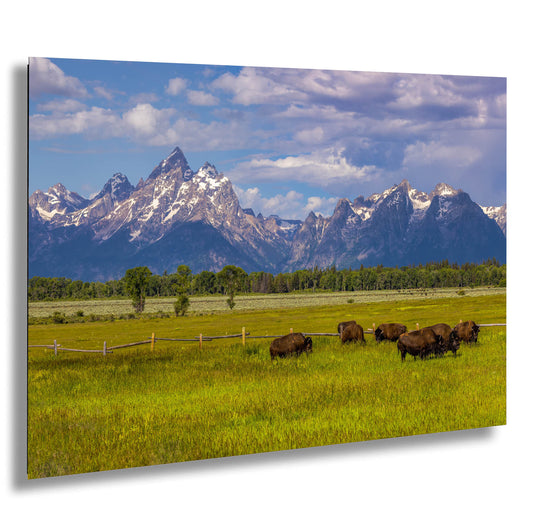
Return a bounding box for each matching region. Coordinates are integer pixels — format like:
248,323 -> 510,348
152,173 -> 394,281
28,146 -> 506,281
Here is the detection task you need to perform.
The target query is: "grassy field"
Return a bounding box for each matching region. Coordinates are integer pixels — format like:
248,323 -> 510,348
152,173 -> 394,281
27,290 -> 506,478
28,286 -> 506,319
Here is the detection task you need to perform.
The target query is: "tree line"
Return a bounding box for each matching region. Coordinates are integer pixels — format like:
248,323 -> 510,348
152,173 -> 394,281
28,259 -> 506,303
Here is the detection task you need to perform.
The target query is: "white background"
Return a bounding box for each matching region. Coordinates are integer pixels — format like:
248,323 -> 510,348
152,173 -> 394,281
2,2 -> 531,514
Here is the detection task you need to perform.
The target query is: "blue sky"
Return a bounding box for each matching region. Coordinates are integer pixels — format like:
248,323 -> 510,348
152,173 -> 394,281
28,57 -> 506,219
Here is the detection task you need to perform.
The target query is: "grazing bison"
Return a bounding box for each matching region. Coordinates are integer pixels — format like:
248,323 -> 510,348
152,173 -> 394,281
337,320 -> 357,334
374,323 -> 407,343
427,323 -> 460,357
340,322 -> 365,344
270,332 -> 313,360
451,320 -> 480,344
397,328 -> 444,362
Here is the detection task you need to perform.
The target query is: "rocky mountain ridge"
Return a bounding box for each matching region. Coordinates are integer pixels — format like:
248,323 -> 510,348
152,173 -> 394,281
29,146 -> 506,281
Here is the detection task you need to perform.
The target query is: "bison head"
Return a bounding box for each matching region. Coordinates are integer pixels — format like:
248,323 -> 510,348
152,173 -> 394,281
374,328 -> 383,342
472,324 -> 480,342
304,336 -> 313,354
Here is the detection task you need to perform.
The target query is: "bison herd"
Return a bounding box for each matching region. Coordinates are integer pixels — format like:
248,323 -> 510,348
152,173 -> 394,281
270,320 -> 480,362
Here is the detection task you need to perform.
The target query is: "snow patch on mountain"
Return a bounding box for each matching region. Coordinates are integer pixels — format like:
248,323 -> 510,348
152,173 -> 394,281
481,203 -> 507,234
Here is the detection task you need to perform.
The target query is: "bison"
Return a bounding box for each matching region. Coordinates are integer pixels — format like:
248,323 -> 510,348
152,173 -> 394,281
270,332 -> 313,360
427,323 -> 460,357
397,327 -> 444,362
337,320 -> 357,334
374,323 -> 407,343
340,321 -> 365,344
451,320 -> 480,344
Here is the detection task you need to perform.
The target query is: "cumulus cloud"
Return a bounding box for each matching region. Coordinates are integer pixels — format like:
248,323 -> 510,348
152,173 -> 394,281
30,107 -> 121,139
29,57 -> 88,98
212,67 -> 306,106
186,90 -> 219,106
294,127 -> 324,145
402,140 -> 482,169
29,98 -> 256,151
211,67 -> 398,108
29,103 -> 177,141
234,186 -> 336,219
165,77 -> 187,95
121,103 -> 176,137
304,196 -> 338,215
229,148 -> 379,190
36,99 -> 87,113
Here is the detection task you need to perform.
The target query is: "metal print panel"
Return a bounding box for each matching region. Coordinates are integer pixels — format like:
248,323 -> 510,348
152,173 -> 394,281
27,57 -> 506,478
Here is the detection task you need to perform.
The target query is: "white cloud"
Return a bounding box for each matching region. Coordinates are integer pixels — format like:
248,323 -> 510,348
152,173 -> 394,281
29,103 -> 176,141
234,186 -> 336,220
294,127 -> 324,145
304,196 -> 338,215
36,99 -> 87,113
402,140 -> 482,169
93,86 -> 115,101
121,103 -> 176,137
29,107 -> 121,139
144,117 -> 256,150
29,57 -> 88,98
28,98 -> 255,150
166,77 -> 187,95
187,90 -> 219,106
212,67 -> 305,106
229,148 -> 379,188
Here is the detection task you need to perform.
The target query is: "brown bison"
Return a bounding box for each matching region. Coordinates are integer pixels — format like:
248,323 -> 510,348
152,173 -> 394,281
427,323 -> 460,357
337,320 -> 357,334
340,321 -> 365,344
451,320 -> 480,344
270,332 -> 313,360
397,327 -> 444,361
374,323 -> 407,343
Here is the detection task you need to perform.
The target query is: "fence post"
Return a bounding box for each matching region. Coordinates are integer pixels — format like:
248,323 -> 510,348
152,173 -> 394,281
242,327 -> 246,347
372,323 -> 376,334
416,323 -> 419,330
54,339 -> 58,356
103,341 -> 107,356
151,332 -> 155,352
290,328 -> 293,334
199,334 -> 202,350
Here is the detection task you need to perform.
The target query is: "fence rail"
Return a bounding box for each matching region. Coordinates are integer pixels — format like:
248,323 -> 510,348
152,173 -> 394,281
28,321 -> 506,358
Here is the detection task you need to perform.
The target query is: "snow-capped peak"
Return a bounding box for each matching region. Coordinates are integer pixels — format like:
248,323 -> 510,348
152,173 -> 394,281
197,162 -> 218,178
29,182 -> 89,221
432,183 -> 459,197
148,145 -> 193,182
481,203 -> 507,234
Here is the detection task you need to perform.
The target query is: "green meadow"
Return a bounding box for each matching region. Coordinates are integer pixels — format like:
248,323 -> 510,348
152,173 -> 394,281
27,290 -> 506,478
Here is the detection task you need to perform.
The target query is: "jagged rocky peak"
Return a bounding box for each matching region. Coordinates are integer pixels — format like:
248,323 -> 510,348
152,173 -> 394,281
431,182 -> 460,198
332,198 -> 355,218
198,162 -> 218,178
147,146 -> 194,182
93,173 -> 134,204
242,208 -> 255,217
397,178 -> 411,190
29,182 -> 89,220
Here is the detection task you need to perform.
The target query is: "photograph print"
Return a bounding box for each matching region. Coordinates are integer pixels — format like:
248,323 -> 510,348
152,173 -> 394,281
27,57 -> 506,478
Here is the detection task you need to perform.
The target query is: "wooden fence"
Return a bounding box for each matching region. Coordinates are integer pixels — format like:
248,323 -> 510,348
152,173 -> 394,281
28,322 -> 506,357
